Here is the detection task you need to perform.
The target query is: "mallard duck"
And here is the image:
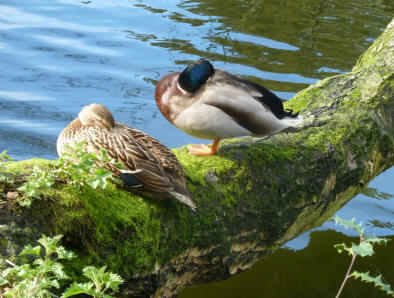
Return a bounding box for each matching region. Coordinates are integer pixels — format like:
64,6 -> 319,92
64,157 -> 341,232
57,103 -> 196,210
155,59 -> 302,155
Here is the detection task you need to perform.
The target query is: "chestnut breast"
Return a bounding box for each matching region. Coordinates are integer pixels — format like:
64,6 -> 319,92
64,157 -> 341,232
155,72 -> 184,123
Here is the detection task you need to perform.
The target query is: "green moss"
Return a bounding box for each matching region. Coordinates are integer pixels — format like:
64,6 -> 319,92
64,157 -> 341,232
350,88 -> 361,100
173,145 -> 239,184
4,158 -> 54,170
284,87 -> 314,112
354,18 -> 394,71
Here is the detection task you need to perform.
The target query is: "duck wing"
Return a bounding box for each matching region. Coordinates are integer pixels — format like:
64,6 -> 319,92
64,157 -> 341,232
83,123 -> 174,192
206,70 -> 296,119
128,127 -> 185,177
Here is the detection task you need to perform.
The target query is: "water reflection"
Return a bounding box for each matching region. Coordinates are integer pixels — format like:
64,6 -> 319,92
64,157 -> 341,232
361,187 -> 393,200
178,230 -> 394,298
0,0 -> 391,166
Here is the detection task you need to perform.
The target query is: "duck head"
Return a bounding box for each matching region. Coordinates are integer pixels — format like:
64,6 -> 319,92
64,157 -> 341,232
78,103 -> 115,130
178,59 -> 215,93
155,59 -> 214,122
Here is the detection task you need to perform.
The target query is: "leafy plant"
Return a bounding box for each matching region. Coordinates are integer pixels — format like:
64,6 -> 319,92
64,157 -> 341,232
17,166 -> 55,207
0,150 -> 14,182
0,150 -> 13,166
0,235 -> 124,298
333,216 -> 393,298
62,266 -> 123,298
0,235 -> 74,297
5,142 -> 122,208
55,142 -> 122,190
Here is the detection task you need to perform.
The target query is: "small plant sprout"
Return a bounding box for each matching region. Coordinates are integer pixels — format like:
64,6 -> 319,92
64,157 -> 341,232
333,216 -> 393,298
62,266 -> 124,298
0,150 -> 14,182
0,150 -> 13,165
17,166 -> 55,207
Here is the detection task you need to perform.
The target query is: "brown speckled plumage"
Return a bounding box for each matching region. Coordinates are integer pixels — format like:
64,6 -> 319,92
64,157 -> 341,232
57,104 -> 196,210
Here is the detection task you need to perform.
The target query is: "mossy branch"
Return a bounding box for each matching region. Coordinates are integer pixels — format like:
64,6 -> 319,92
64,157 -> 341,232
1,18 -> 393,298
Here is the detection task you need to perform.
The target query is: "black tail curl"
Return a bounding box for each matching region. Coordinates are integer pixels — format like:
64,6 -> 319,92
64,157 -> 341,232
284,109 -> 299,118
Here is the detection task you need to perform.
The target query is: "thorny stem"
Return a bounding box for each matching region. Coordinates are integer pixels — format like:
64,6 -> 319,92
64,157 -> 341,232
335,253 -> 358,298
335,235 -> 363,298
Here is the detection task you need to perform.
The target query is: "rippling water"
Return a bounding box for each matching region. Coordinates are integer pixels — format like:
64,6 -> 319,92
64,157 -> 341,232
0,0 -> 393,296
1,0 -> 392,160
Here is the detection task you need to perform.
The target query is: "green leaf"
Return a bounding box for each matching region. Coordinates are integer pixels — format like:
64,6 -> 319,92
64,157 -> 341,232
38,234 -> 63,255
365,235 -> 391,245
334,242 -> 356,256
20,244 -> 41,257
15,264 -> 31,278
333,216 -> 364,235
0,277 -> 8,286
55,246 -> 75,261
83,265 -> 106,281
48,262 -> 69,280
334,243 -> 346,254
88,178 -> 100,189
43,276 -> 60,289
2,267 -> 14,279
82,265 -> 124,293
62,282 -> 94,297
351,242 -> 374,257
351,271 -> 394,296
107,272 -> 124,290
0,150 -> 13,162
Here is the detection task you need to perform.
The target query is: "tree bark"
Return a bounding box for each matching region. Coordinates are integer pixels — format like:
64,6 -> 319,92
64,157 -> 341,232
1,18 -> 393,298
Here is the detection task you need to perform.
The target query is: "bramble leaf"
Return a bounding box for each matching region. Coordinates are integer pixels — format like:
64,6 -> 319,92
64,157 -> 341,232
62,282 -> 94,297
351,271 -> 394,296
107,272 -> 124,291
82,265 -> 124,293
38,234 -> 63,256
333,216 -> 364,235
55,246 -> 75,261
351,242 -> 374,257
334,243 -> 347,254
20,245 -> 41,257
49,262 -> 69,280
0,277 -> 8,286
365,235 -> 390,245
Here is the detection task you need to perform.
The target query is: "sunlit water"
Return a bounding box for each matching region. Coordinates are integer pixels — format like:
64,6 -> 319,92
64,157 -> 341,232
0,0 -> 393,297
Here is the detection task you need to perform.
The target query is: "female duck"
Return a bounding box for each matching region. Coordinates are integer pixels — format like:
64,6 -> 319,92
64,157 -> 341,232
155,59 -> 302,155
57,103 -> 196,210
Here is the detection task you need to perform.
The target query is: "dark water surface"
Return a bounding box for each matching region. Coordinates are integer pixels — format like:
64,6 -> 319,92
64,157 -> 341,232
0,0 -> 393,297
180,231 -> 394,298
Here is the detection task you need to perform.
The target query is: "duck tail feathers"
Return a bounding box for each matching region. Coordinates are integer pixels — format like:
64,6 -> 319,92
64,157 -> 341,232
281,109 -> 303,127
169,191 -> 197,211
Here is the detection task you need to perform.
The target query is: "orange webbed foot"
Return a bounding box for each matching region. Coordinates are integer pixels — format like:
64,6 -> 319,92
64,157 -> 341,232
187,139 -> 220,156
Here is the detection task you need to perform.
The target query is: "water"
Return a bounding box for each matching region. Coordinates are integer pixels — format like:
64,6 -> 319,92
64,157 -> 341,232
0,0 -> 393,297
